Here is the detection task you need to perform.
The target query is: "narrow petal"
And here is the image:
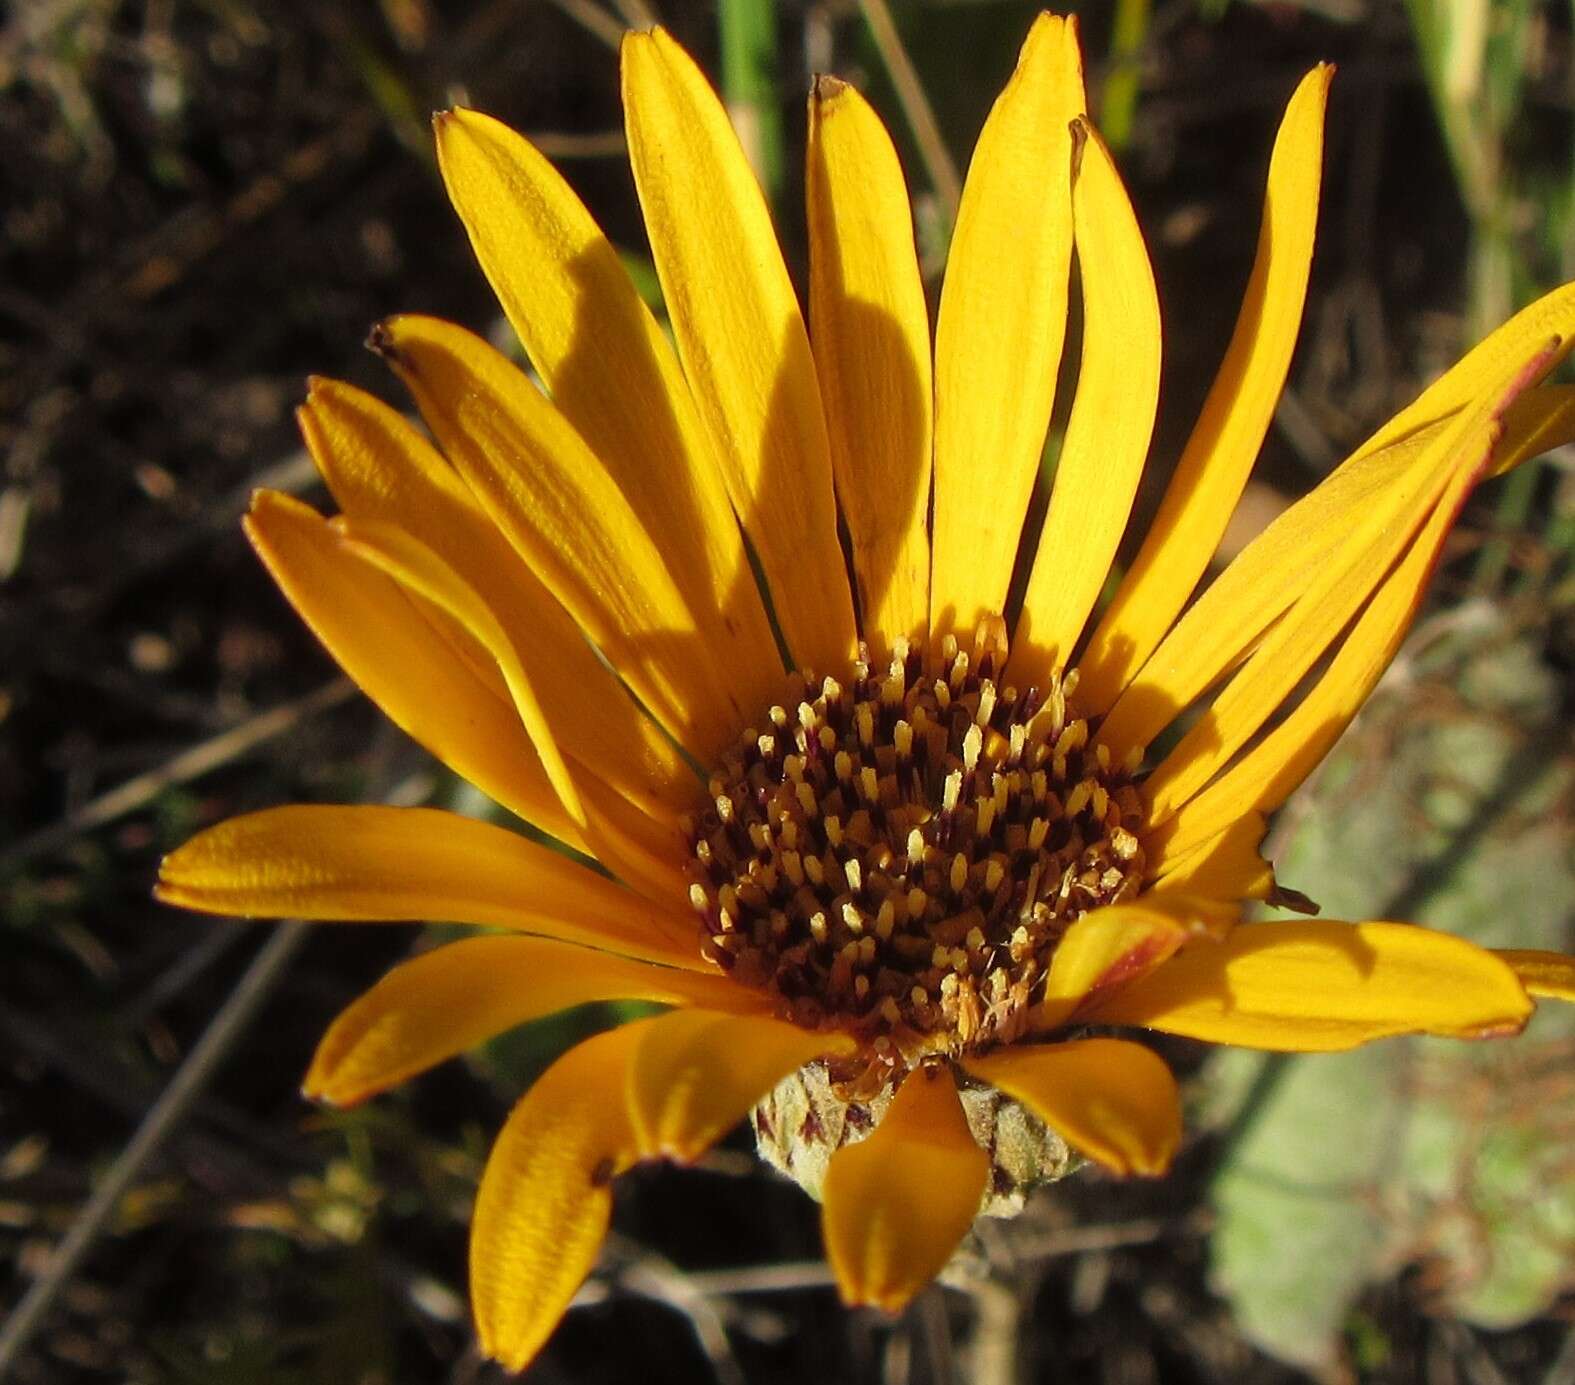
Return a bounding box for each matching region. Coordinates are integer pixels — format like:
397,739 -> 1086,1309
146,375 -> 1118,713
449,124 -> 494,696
155,804 -> 707,970
242,490 -> 580,847
622,27 -> 857,674
930,14 -> 1085,646
471,1022 -> 648,1373
1494,949 -> 1575,1003
1077,66 -> 1332,717
1136,341 -> 1550,824
373,315 -> 744,760
625,1008 -> 853,1161
1148,812 -> 1274,902
806,76 -> 932,658
337,516 -> 690,901
821,1064 -> 988,1313
305,934 -> 761,1107
1097,410 -> 1451,767
1351,283 -> 1575,467
1034,900 -> 1197,1031
963,1038 -> 1180,1176
432,107 -> 783,710
300,379 -> 696,819
1150,383 -> 1575,861
1086,921 -> 1534,1051
1010,119 -> 1160,689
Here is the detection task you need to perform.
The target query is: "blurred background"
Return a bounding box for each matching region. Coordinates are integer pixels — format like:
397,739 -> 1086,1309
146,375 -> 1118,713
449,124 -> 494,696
2,0 -> 1573,1381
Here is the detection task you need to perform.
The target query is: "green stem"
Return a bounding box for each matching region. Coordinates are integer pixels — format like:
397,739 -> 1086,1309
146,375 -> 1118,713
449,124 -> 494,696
719,0 -> 785,201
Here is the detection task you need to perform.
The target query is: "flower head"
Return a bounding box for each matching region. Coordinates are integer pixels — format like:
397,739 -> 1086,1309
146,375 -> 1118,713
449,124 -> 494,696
159,12 -> 1575,1370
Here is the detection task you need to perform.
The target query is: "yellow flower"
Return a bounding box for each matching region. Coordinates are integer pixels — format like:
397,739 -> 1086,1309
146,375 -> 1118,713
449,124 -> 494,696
159,12 -> 1575,1370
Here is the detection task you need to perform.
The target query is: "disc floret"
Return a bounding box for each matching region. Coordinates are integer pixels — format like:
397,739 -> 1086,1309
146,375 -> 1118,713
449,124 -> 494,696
685,622 -> 1147,1082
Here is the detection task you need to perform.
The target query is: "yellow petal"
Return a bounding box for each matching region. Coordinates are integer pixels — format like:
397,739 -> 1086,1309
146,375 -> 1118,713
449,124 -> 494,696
1086,921 -> 1534,1051
1097,410 -> 1451,768
300,379 -> 696,820
1077,65 -> 1332,717
806,76 -> 932,659
1034,898 -> 1230,1032
622,28 -> 857,674
1010,118 -> 1160,688
1351,282 -> 1575,467
373,314 -> 743,760
963,1038 -> 1180,1176
1148,812 -> 1274,902
432,108 -> 783,711
930,14 -> 1085,647
1137,340 -> 1548,824
1150,383 -> 1575,862
336,516 -> 690,902
305,934 -> 759,1107
625,1008 -> 853,1161
821,1064 -> 988,1313
155,804 -> 707,971
471,1022 -> 648,1373
242,490 -> 580,846
1493,949 -> 1575,1003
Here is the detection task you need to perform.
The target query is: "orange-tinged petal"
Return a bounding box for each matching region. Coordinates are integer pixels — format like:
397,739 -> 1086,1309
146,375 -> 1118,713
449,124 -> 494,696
299,379 -> 696,820
1034,900 -> 1201,1031
1086,921 -> 1534,1051
242,490 -> 581,847
622,27 -> 857,675
337,516 -> 691,902
963,1038 -> 1180,1176
1077,65 -> 1332,717
930,13 -> 1085,647
1011,119 -> 1160,688
471,1022 -> 648,1373
821,1064 -> 988,1313
625,1008 -> 853,1161
1352,282 -> 1575,467
1150,383 -> 1575,862
1136,340 -> 1550,824
155,804 -> 707,970
373,314 -> 743,760
1148,812 -> 1274,902
432,108 -> 783,710
806,76 -> 932,659
1494,949 -> 1575,1003
304,934 -> 759,1107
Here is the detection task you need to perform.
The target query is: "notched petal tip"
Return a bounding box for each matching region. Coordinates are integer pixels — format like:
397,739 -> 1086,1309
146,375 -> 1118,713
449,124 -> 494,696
811,73 -> 849,105
364,318 -> 402,363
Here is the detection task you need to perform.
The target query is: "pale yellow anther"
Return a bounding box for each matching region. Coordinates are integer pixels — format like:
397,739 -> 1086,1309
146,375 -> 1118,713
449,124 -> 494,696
875,900 -> 896,940
993,777 -> 1009,814
748,822 -> 770,852
840,940 -> 860,964
906,827 -> 925,863
842,903 -> 864,935
859,936 -> 877,964
910,985 -> 929,1009
780,819 -> 799,849
978,681 -> 997,727
716,795 -> 734,822
880,997 -> 902,1025
1009,723 -> 1026,764
1092,784 -> 1109,820
859,766 -> 879,803
844,856 -> 862,894
769,704 -> 788,728
825,815 -> 843,847
962,722 -> 983,772
1028,817 -> 1049,850
943,770 -> 962,813
965,925 -> 987,952
805,854 -> 825,886
894,719 -> 913,758
907,886 -> 928,918
935,680 -> 951,710
758,734 -> 776,760
795,781 -> 818,817
818,726 -> 837,753
809,911 -> 829,943
984,859 -> 1005,894
976,796 -> 996,836
782,850 -> 804,886
931,944 -> 952,969
951,947 -> 970,973
834,749 -> 853,782
822,676 -> 842,703
1065,781 -> 1091,817
785,754 -> 805,783
856,703 -> 874,747
950,853 -> 969,894
689,883 -> 710,911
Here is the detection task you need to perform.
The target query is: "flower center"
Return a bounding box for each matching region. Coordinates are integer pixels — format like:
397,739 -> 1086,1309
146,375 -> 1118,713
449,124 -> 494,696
684,621 -> 1147,1080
